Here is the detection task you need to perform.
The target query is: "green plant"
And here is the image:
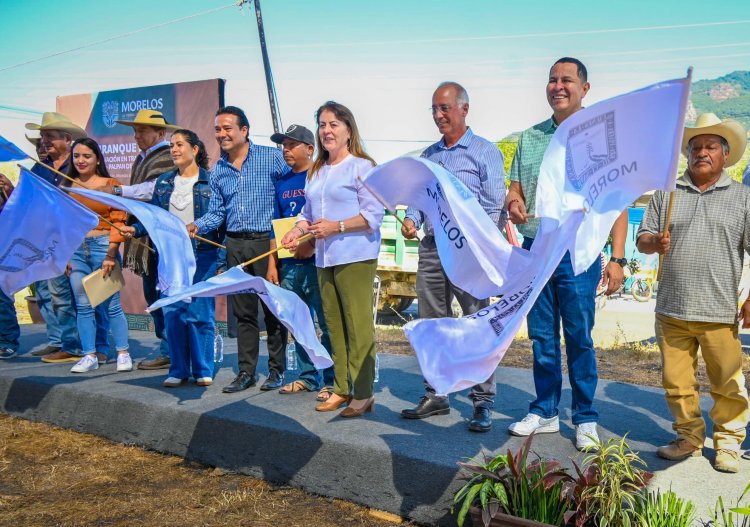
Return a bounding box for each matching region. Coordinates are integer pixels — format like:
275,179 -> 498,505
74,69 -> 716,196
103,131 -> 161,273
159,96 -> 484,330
566,435 -> 653,527
632,489 -> 696,527
452,433 -> 573,527
702,483 -> 750,527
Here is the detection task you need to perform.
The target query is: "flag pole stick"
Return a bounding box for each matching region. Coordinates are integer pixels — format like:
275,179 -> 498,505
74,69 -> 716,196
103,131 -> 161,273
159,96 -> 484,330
656,66 -> 692,282
357,175 -> 421,242
20,161 -> 156,254
240,233 -> 313,268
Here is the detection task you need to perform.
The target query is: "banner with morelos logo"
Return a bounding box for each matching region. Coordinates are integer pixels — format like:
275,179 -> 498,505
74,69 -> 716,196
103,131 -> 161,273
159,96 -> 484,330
57,79 -> 225,182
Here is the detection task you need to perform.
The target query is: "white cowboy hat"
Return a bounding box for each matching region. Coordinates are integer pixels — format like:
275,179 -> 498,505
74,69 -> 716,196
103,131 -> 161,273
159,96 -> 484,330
115,109 -> 181,131
25,112 -> 87,140
682,112 -> 747,168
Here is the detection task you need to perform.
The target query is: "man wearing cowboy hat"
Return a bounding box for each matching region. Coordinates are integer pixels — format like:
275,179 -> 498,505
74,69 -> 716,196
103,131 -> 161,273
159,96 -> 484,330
637,112 -> 750,473
25,112 -> 87,362
101,109 -> 179,369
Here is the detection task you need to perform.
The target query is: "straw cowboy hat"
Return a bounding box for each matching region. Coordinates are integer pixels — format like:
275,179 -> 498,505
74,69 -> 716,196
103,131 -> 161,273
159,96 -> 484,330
25,112 -> 87,140
682,112 -> 748,167
25,134 -> 41,147
115,109 -> 181,131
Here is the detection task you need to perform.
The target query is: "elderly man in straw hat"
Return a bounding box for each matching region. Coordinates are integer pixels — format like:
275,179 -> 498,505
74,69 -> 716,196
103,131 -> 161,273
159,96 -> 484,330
637,113 -> 750,474
97,109 -> 179,369
23,112 -> 88,362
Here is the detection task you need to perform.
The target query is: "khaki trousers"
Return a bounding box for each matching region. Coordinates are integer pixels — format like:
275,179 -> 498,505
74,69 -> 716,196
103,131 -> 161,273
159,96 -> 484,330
655,314 -> 749,451
318,259 -> 377,399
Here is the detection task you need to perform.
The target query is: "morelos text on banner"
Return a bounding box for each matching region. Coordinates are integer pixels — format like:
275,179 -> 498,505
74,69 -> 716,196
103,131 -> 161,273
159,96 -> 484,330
147,267 -> 333,370
535,76 -> 690,274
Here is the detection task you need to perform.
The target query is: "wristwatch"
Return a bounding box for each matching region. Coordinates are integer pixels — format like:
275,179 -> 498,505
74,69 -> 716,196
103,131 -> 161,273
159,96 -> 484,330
610,256 -> 627,268
113,186 -> 122,196
338,220 -> 345,233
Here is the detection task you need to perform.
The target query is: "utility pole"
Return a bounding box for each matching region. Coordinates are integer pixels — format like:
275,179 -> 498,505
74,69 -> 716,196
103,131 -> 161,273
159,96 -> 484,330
252,0 -> 283,135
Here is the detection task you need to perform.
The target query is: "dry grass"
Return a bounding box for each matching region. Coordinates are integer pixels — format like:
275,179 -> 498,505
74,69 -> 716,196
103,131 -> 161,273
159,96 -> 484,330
0,415 -> 410,527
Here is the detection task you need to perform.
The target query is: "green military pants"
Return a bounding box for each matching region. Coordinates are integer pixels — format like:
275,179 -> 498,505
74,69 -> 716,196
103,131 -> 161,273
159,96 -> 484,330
317,259 -> 377,399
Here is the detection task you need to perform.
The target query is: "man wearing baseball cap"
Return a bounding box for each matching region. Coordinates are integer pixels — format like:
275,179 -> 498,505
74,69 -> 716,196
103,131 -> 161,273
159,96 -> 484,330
267,125 -> 334,398
637,113 -> 750,473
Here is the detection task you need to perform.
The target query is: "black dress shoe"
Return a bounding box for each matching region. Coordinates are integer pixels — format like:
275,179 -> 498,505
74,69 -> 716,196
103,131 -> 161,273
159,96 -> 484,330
260,370 -> 284,391
401,396 -> 450,419
222,371 -> 256,393
468,407 -> 492,433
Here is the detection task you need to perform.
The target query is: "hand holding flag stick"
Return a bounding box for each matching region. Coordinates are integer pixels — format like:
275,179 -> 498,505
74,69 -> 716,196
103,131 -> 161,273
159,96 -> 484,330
239,233 -> 313,268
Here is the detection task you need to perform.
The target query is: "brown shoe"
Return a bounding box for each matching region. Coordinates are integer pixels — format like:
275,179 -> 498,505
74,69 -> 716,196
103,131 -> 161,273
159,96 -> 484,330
31,345 -> 61,357
714,449 -> 740,473
657,438 -> 702,460
339,397 -> 375,418
137,356 -> 171,370
41,351 -> 81,363
315,393 -> 352,412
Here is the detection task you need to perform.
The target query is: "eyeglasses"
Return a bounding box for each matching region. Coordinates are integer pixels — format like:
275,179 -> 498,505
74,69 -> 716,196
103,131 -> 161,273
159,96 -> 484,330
430,105 -> 454,115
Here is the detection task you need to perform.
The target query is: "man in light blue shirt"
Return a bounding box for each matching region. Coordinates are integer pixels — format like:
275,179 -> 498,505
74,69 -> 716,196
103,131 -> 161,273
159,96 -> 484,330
400,82 -> 505,433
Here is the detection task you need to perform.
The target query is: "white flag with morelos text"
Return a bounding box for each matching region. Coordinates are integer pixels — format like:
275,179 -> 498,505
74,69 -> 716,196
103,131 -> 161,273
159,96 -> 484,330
68,187 -> 196,296
0,168 -> 99,296
404,212 -> 583,394
148,266 -> 333,369
535,76 -> 690,274
363,157 -> 532,298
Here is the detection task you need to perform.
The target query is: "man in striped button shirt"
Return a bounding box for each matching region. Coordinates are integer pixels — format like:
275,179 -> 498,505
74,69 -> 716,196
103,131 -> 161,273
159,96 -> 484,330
400,81 -> 505,433
638,113 -> 749,474
188,106 -> 290,394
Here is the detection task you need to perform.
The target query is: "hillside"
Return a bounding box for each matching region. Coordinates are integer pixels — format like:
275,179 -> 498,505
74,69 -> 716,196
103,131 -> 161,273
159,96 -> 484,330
689,70 -> 750,129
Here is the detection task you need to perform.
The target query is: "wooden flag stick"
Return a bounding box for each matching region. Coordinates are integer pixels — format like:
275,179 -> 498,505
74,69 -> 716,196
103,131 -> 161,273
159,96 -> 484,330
656,191 -> 675,282
357,176 -> 421,242
240,233 -> 313,268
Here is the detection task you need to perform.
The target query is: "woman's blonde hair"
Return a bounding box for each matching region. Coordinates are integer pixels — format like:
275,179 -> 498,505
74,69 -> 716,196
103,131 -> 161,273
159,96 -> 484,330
309,101 -> 375,180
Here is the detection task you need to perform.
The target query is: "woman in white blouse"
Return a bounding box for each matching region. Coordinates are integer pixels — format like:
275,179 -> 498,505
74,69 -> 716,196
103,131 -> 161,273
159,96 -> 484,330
282,101 -> 384,417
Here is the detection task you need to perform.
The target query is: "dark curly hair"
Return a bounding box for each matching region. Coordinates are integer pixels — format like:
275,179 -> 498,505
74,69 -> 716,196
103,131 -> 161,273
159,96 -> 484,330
171,129 -> 209,170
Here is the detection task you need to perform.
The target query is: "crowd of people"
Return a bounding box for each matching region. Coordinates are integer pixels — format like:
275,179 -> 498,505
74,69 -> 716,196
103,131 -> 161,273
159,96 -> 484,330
0,56 -> 748,473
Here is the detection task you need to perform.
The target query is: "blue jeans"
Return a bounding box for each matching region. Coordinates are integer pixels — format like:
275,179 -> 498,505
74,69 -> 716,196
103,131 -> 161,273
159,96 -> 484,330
162,249 -> 218,380
0,289 -> 20,350
143,253 -> 169,358
279,261 -> 334,390
522,237 -> 600,425
40,275 -> 81,352
69,235 -> 129,355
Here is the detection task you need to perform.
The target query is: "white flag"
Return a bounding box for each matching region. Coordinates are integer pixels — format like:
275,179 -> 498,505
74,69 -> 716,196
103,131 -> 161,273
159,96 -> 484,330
68,187 -> 196,296
404,212 -> 584,395
148,266 -> 333,370
0,168 -> 99,296
364,157 -> 531,298
535,76 -> 690,274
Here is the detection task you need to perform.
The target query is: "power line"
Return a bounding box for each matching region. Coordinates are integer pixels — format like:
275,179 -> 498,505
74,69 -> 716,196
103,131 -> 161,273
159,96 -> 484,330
0,1 -> 242,74
276,19 -> 750,49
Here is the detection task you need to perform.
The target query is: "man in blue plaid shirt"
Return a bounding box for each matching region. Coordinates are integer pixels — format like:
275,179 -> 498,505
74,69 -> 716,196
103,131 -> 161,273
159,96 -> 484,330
189,106 -> 290,394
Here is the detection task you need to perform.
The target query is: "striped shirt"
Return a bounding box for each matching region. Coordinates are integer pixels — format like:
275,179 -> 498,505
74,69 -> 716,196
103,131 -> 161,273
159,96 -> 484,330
637,171 -> 750,324
405,127 -> 505,235
195,142 -> 289,234
509,118 -> 556,239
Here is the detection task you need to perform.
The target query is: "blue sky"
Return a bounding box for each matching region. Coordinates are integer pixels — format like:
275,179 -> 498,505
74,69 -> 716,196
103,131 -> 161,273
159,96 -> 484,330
1,0 -> 749,160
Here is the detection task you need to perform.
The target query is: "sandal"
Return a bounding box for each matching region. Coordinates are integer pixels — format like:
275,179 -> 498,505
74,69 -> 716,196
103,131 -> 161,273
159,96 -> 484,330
316,386 -> 334,401
279,380 -> 313,394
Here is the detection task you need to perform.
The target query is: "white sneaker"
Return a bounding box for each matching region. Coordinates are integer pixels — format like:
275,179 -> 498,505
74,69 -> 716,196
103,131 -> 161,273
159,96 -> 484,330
576,422 -> 600,451
163,377 -> 186,388
116,353 -> 133,372
508,413 -> 560,436
196,377 -> 213,386
71,354 -> 99,373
